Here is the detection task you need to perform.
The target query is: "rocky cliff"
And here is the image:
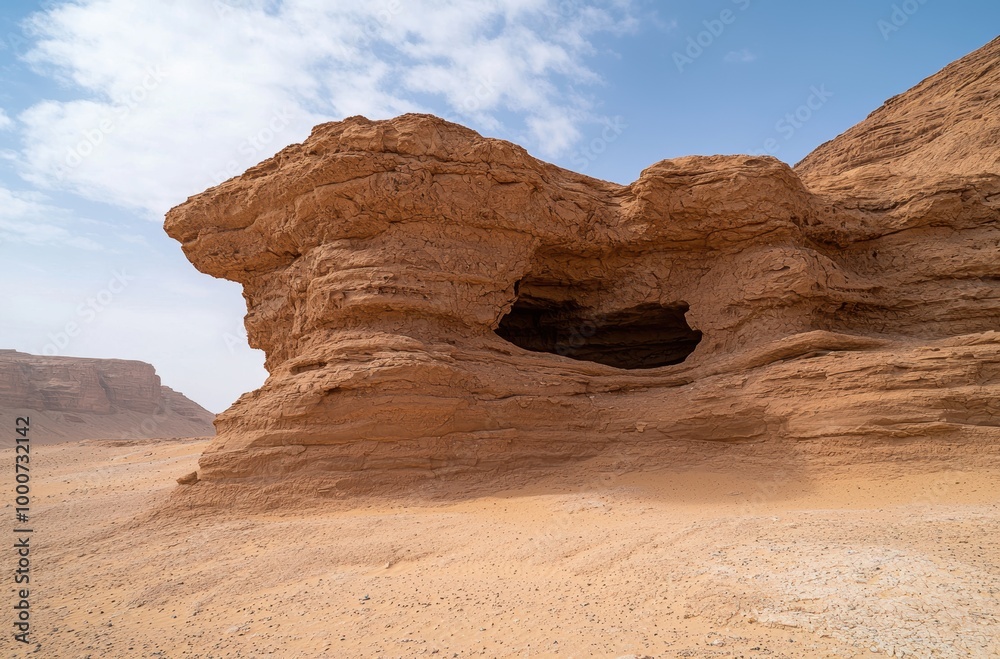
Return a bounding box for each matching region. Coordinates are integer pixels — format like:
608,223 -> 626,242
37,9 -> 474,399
165,37 -> 1000,499
0,350 -> 215,443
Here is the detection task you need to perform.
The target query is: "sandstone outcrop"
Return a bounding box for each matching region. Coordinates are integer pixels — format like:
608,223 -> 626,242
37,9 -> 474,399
0,350 -> 215,443
165,37 -> 1000,498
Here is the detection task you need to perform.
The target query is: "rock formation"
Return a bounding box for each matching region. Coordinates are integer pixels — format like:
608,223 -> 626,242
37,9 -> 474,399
0,350 -> 215,443
165,37 -> 1000,497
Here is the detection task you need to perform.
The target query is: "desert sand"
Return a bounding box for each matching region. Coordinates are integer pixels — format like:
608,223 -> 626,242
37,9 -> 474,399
15,437 -> 999,657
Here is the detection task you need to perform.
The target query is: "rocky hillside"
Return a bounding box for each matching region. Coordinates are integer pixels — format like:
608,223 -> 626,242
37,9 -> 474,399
797,35 -> 1000,201
0,350 -> 215,443
165,36 -> 1000,502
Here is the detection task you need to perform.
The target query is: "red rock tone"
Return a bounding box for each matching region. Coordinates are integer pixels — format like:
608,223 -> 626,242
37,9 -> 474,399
0,350 -> 215,443
165,37 -> 1000,498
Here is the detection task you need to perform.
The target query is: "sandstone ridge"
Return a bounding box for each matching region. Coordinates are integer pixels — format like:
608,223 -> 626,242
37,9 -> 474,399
0,350 -> 215,443
165,36 -> 1000,500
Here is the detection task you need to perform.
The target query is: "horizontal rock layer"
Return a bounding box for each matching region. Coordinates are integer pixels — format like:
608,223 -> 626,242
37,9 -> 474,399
0,350 -> 216,443
165,37 -> 1000,496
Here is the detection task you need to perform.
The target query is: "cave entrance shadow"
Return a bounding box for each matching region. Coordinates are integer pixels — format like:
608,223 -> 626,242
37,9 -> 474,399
494,296 -> 702,369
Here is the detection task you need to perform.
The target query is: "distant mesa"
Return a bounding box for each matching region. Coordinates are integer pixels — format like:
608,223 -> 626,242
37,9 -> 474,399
0,350 -> 215,444
165,36 -> 1000,500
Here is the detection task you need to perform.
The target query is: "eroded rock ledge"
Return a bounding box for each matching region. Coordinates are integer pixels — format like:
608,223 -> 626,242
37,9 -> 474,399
0,350 -> 215,443
165,37 -> 1000,499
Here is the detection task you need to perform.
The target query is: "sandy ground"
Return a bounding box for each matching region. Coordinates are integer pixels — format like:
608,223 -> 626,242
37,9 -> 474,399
4,438 -> 999,658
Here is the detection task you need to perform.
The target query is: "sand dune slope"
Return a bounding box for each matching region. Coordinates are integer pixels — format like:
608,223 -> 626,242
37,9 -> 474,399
11,438 -> 999,658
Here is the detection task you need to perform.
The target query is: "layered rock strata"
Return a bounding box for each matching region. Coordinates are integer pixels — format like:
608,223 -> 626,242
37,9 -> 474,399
165,37 -> 1000,496
0,350 -> 215,443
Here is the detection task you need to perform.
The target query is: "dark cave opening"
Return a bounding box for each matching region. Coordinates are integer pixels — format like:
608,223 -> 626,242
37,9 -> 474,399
494,296 -> 702,369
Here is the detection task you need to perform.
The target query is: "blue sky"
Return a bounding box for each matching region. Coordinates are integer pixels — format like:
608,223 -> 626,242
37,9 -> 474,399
1,0 -> 997,412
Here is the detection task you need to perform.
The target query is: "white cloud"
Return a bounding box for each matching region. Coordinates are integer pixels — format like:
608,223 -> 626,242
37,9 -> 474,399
15,0 -> 637,217
650,14 -> 678,32
0,109 -> 11,130
0,186 -> 105,250
724,49 -> 757,63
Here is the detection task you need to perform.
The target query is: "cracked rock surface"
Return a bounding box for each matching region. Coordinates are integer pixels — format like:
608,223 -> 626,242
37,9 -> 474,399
165,37 -> 1000,500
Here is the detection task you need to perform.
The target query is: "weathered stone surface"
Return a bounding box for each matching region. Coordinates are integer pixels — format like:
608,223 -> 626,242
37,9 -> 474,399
165,37 -> 1000,496
176,471 -> 199,485
797,36 -> 1000,202
0,350 -> 215,443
